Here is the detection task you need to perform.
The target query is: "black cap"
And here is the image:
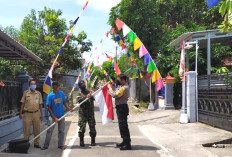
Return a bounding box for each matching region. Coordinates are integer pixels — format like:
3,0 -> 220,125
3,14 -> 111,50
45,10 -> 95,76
52,81 -> 60,87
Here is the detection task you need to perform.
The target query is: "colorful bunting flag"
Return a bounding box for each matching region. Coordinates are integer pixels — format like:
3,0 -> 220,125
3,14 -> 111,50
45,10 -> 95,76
156,78 -> 164,91
43,76 -> 52,94
115,18 -> 124,31
83,1 -> 89,10
122,24 -> 131,37
116,35 -> 121,41
0,81 -> 5,87
206,0 -> 222,8
179,41 -> 185,75
119,40 -> 123,46
134,38 -> 143,51
113,61 -> 121,76
122,44 -> 126,50
111,28 -> 115,34
139,45 -> 148,58
105,53 -> 111,59
144,53 -> 152,66
127,52 -> 131,57
128,31 -> 136,43
148,61 -> 156,73
152,69 -> 160,83
115,18 -> 165,91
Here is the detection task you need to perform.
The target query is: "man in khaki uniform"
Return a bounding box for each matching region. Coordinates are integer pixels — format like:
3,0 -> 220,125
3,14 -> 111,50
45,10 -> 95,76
19,79 -> 43,148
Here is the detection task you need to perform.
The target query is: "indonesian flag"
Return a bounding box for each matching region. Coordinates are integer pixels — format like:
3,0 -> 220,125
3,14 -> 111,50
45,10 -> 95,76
179,41 -> 185,75
93,85 -> 114,125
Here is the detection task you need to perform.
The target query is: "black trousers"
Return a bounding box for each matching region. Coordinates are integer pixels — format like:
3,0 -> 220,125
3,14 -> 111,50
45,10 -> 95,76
116,104 -> 131,145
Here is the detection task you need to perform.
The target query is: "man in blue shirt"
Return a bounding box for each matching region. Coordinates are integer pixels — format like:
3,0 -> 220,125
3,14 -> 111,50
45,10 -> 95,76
41,82 -> 73,150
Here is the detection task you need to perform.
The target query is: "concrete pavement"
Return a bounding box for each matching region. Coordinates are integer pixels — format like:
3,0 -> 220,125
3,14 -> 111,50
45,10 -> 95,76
1,103 -> 232,157
0,104 -> 161,157
134,109 -> 232,157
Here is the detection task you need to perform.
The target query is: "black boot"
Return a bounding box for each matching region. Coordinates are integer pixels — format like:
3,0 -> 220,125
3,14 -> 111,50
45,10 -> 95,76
80,137 -> 85,147
116,141 -> 125,147
91,137 -> 96,146
120,144 -> 132,150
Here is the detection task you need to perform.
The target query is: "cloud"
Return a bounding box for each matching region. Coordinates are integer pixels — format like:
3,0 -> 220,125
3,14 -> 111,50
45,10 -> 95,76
76,0 -> 121,13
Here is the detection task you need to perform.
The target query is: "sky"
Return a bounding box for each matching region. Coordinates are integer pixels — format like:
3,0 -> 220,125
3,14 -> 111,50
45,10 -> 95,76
0,0 -> 123,65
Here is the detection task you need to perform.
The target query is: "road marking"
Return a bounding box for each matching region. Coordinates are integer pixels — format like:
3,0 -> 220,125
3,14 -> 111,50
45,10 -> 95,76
62,126 -> 79,157
138,125 -> 174,157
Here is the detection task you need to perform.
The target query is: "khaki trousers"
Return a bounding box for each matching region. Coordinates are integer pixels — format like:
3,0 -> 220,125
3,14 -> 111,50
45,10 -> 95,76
23,112 -> 40,145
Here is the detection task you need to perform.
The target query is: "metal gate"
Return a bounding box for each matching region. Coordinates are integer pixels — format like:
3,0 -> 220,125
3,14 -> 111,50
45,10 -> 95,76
0,81 -> 22,120
173,82 -> 182,109
198,73 -> 232,132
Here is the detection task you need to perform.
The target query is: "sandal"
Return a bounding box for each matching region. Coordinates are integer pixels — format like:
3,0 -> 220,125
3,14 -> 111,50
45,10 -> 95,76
58,146 -> 66,150
40,147 -> 48,150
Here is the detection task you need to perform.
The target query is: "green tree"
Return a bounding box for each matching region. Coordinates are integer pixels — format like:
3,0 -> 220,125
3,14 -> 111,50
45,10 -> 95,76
108,0 -> 229,78
19,7 -> 92,79
0,26 -> 22,80
219,0 -> 232,32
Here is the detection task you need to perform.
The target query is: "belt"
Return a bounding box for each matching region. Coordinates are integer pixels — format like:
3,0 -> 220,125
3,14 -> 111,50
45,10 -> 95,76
24,110 -> 38,113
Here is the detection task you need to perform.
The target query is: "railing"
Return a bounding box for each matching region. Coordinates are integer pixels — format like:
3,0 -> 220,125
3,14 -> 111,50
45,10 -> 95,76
198,73 -> 232,132
0,81 -> 22,120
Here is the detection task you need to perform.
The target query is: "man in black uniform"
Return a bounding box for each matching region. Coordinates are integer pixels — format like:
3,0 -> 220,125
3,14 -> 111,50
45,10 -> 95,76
108,74 -> 132,150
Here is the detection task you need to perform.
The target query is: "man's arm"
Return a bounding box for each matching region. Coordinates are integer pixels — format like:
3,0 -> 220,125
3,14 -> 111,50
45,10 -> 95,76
64,101 -> 73,112
108,86 -> 125,98
19,92 -> 26,119
47,105 -> 59,123
39,104 -> 43,120
19,103 -> 24,119
39,93 -> 43,120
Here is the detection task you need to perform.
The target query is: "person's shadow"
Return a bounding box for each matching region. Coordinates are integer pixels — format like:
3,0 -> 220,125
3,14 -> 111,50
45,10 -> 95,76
70,142 -> 159,151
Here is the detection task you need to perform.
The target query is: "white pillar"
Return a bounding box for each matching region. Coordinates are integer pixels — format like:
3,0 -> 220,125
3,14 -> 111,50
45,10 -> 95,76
187,71 -> 197,123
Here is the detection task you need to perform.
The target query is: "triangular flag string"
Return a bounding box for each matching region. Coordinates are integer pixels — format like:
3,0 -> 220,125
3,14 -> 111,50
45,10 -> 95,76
89,31 -> 109,58
105,53 -> 121,76
114,33 -> 149,90
115,18 -> 164,91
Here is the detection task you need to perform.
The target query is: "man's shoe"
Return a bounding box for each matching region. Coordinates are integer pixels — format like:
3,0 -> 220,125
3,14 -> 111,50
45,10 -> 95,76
80,137 -> 85,147
91,137 -> 96,146
116,142 -> 125,147
120,145 -> 132,150
34,145 -> 41,148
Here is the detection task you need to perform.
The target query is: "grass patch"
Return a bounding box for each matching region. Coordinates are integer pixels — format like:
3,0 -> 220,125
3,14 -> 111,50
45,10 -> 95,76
139,101 -> 149,108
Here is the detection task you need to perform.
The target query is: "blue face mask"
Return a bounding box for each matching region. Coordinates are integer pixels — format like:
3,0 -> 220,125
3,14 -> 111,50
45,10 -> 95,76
30,85 -> 37,90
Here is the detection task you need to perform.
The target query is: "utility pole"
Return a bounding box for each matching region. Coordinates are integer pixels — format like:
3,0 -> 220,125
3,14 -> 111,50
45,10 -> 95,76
115,46 -> 118,83
116,46 -> 118,63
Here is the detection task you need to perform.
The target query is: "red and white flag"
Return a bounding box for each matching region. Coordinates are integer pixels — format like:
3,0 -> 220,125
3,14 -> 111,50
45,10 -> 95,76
179,41 -> 185,75
93,85 -> 114,125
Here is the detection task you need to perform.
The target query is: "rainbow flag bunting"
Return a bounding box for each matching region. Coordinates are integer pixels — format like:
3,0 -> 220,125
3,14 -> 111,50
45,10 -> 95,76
115,18 -> 164,91
114,33 -> 149,90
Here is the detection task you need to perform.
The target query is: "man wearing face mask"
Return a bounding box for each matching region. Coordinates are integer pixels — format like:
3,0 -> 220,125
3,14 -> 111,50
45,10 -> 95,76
76,80 -> 96,147
108,74 -> 132,150
19,79 -> 43,148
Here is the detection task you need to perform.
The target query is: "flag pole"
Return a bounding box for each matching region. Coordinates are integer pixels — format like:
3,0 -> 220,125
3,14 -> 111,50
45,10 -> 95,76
195,40 -> 199,122
148,77 -> 155,110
